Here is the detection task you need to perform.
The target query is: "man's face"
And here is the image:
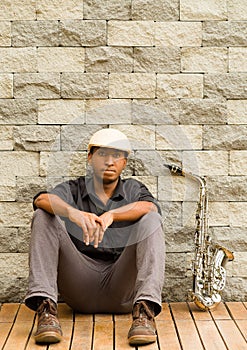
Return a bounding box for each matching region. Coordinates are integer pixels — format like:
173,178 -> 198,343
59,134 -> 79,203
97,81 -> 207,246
88,147 -> 127,184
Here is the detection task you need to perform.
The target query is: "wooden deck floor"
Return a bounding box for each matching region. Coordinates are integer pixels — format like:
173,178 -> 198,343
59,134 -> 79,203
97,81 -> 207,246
0,302 -> 246,350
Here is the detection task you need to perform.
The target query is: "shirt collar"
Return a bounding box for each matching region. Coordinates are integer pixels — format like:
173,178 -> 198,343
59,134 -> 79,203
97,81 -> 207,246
82,176 -> 125,201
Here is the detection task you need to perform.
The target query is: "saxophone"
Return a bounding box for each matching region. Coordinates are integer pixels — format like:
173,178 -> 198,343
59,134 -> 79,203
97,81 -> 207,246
165,164 -> 234,310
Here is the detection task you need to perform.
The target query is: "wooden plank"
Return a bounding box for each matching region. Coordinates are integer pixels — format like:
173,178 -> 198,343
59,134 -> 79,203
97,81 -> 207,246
226,302 -> 247,320
235,320 -> 247,341
92,320 -> 113,350
49,321 -> 73,350
57,303 -> 73,321
170,303 -> 204,350
216,320 -> 247,350
195,320 -> 227,350
0,304 -> 20,322
210,303 -> 231,320
156,303 -> 173,321
114,318 -> 132,350
188,302 -> 212,321
0,323 -> 14,349
25,327 -> 48,350
156,320 -> 181,350
70,320 -> 93,350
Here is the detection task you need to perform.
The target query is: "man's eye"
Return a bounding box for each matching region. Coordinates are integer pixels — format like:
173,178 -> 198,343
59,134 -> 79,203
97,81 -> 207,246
98,151 -> 106,157
113,153 -> 121,158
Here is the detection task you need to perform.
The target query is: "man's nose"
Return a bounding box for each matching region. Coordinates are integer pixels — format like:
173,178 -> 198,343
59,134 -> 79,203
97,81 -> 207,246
105,154 -> 114,164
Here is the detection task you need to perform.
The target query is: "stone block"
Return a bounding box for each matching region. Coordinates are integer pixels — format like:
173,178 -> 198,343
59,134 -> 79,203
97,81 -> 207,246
108,20 -> 155,46
85,99 -> 132,124
181,47 -> 227,73
59,20 -> 106,46
16,177 -> 49,202
14,73 -> 60,99
61,73 -> 108,98
203,21 -> 247,46
207,176 -> 247,201
157,74 -> 203,99
132,99 -> 180,125
17,227 -> 31,253
0,227 -> 18,252
162,276 -> 192,302
155,22 -> 202,47
203,125 -> 247,150
228,252 -> 247,277
36,0 -> 84,19
158,175 -> 198,202
180,0 -> 227,20
0,177 -> 16,201
12,21 -> 59,47
0,48 -> 37,73
0,74 -> 13,98
134,47 -> 180,73
227,100 -> 247,125
84,0 -> 131,20
131,0 -> 179,20
0,0 -> 36,20
40,151 -> 87,177
0,203 -> 33,226
0,151 -> 39,178
85,47 -> 133,72
61,125 -> 103,151
230,151 -> 247,175
229,202 -> 247,227
228,0 -> 247,20
156,125 -> 202,150
0,126 -> 13,150
0,21 -> 11,46
13,125 -> 60,151
37,47 -> 85,72
109,73 -> 156,98
0,253 -> 28,302
38,99 -> 85,125
210,226 -> 247,252
165,252 -> 187,277
204,73 -> 247,99
0,99 -> 37,125
208,202 -> 230,226
223,278 -> 247,302
110,125 -> 155,150
135,150 -> 182,178
229,48 -> 247,72
180,98 -> 227,124
183,151 -> 228,176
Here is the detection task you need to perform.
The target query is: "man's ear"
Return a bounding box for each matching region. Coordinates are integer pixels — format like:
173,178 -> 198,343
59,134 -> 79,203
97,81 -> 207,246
87,152 -> 92,164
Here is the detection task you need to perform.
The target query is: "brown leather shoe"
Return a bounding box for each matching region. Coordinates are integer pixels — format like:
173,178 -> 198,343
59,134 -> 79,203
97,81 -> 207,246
34,298 -> 62,344
128,300 -> 156,345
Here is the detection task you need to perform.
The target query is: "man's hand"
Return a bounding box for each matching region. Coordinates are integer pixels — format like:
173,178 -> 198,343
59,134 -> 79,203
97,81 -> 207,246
67,207 -> 105,248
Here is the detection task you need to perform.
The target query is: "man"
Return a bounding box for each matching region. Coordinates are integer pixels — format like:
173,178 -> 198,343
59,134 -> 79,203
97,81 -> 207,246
25,128 -> 165,346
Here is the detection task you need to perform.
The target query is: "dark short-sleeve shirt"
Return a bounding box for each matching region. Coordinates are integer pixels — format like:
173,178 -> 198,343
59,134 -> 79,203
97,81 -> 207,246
34,176 -> 161,261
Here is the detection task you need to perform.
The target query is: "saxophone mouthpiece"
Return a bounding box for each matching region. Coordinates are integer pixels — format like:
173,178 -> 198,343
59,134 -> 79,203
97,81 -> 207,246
164,163 -> 185,176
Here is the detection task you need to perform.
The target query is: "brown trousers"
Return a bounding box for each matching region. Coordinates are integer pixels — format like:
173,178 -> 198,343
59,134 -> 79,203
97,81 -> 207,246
25,209 -> 165,314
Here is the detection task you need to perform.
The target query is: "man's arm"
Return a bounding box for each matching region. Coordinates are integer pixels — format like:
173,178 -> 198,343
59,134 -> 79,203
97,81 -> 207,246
34,193 -> 105,247
99,201 -> 158,230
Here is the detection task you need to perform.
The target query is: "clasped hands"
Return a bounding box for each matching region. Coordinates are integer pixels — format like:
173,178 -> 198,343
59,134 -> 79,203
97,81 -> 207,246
67,207 -> 113,248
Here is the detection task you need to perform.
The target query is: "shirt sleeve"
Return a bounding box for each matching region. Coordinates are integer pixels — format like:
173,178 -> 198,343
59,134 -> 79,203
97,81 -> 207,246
32,179 -> 80,211
124,179 -> 161,215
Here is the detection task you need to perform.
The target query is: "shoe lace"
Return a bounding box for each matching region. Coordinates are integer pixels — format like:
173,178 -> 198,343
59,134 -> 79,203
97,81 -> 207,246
133,301 -> 154,326
37,299 -> 59,327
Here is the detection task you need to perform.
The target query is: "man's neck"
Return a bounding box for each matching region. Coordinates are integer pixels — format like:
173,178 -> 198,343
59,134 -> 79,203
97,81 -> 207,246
93,177 -> 119,205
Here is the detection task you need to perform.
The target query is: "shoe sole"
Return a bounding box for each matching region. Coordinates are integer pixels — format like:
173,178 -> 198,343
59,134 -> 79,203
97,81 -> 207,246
35,331 -> 62,344
128,334 -> 157,345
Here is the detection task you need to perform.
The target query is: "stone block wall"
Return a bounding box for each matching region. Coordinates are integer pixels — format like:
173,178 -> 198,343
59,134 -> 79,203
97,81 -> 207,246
0,0 -> 246,303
